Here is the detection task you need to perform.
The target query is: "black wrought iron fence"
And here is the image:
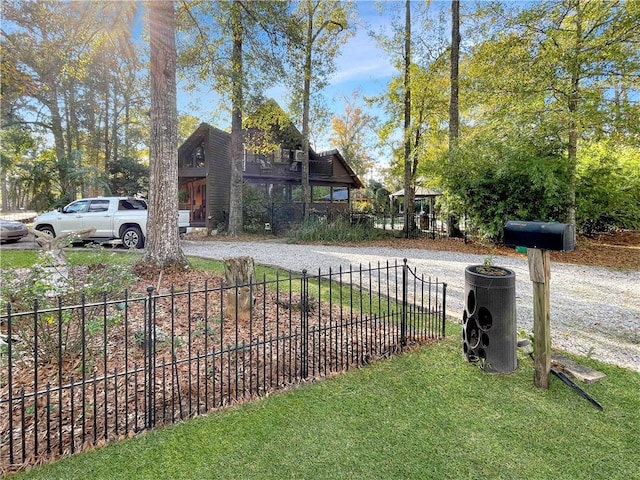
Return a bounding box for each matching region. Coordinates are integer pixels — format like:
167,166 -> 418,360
1,260 -> 446,472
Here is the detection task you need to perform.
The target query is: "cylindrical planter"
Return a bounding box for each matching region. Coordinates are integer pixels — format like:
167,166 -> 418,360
462,265 -> 517,373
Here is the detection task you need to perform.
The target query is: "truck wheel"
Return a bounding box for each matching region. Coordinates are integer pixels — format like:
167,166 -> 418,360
36,225 -> 56,238
122,226 -> 144,249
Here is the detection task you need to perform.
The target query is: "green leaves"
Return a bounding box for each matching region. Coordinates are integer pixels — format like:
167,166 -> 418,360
576,142 -> 640,233
445,0 -> 640,237
443,136 -> 570,240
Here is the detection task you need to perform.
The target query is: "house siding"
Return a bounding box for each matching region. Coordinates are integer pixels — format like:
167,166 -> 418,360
326,153 -> 355,185
206,127 -> 231,228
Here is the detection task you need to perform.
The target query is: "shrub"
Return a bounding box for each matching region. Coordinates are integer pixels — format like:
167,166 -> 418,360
242,184 -> 269,233
290,213 -> 385,243
0,247 -> 137,363
443,139 -> 570,241
576,142 -> 640,234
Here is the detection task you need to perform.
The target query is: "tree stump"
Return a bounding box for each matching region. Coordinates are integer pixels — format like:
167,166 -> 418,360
223,256 -> 255,321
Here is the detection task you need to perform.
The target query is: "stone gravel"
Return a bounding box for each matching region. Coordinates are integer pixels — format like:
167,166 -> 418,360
182,239 -> 640,372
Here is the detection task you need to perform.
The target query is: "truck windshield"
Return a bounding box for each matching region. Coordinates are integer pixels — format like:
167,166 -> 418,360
118,199 -> 147,210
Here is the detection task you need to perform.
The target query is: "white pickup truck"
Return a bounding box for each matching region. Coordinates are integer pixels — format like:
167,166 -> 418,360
34,197 -> 190,249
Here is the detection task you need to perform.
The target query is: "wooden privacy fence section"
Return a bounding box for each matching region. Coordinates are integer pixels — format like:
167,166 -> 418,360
1,260 -> 446,472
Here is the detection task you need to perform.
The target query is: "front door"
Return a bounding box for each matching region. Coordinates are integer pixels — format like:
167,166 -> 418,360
180,179 -> 207,226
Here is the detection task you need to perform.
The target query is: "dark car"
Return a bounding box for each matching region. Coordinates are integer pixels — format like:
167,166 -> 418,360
0,219 -> 28,243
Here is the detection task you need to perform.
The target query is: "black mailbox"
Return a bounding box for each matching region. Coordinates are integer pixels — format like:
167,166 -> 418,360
503,221 -> 575,252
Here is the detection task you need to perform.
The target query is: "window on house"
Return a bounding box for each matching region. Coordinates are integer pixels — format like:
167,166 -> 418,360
180,143 -> 205,168
194,145 -> 205,167
291,186 -> 303,202
312,186 -> 331,202
259,154 -> 272,168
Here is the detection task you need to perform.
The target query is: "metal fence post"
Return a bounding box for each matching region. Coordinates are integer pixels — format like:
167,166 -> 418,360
442,282 -> 447,338
7,303 -> 14,464
145,285 -> 155,429
301,270 -> 309,379
401,258 -> 408,347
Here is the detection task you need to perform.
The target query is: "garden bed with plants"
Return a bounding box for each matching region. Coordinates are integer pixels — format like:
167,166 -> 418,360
1,251 -> 441,472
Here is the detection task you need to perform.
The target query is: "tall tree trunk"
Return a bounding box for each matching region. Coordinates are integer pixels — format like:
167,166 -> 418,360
124,102 -> 130,154
447,0 -> 463,238
104,84 -> 111,170
403,0 -> 415,238
1,173 -> 9,211
143,0 -> 187,269
228,2 -> 244,237
48,84 -> 74,202
449,0 -> 460,150
301,3 -> 313,221
566,0 -> 581,243
111,83 -> 120,174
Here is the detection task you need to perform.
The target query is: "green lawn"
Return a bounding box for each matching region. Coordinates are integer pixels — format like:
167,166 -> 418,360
9,323 -> 639,480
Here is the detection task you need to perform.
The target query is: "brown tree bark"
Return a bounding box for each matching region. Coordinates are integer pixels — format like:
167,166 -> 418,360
142,0 -> 187,269
449,0 -> 460,149
223,256 -> 255,320
403,0 -> 415,238
447,0 -> 463,238
566,0 -> 581,245
228,1 -> 244,236
301,1 -> 314,221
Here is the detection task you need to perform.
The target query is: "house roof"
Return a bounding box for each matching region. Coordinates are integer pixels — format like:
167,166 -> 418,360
316,149 -> 365,189
389,187 -> 443,198
244,99 -> 303,151
179,119 -> 365,190
178,122 -> 226,156
244,100 -> 364,188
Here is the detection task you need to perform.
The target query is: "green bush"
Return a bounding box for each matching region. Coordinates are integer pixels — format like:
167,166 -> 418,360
242,184 -> 269,233
443,139 -> 569,240
443,136 -> 640,239
576,142 -> 640,234
290,214 -> 385,243
0,246 -> 137,363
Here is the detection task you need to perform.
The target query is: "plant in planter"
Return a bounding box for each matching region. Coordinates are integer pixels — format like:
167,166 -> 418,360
471,256 -> 511,276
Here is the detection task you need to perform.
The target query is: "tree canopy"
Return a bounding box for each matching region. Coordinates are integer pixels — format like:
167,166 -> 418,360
2,0 -> 638,240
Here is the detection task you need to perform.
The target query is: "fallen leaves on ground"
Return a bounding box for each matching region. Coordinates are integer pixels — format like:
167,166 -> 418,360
184,230 -> 640,271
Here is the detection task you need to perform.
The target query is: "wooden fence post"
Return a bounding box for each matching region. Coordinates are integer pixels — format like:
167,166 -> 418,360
527,248 -> 551,388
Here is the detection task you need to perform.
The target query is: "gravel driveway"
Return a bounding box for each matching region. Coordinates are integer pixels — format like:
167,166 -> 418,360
182,239 -> 640,372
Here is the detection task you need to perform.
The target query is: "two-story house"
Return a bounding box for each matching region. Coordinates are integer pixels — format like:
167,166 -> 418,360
178,105 -> 364,231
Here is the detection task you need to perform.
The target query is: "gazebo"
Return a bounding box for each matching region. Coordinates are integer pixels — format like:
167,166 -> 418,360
389,186 -> 443,231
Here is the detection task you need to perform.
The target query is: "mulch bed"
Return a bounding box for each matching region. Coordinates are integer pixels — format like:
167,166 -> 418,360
2,268 -> 424,473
